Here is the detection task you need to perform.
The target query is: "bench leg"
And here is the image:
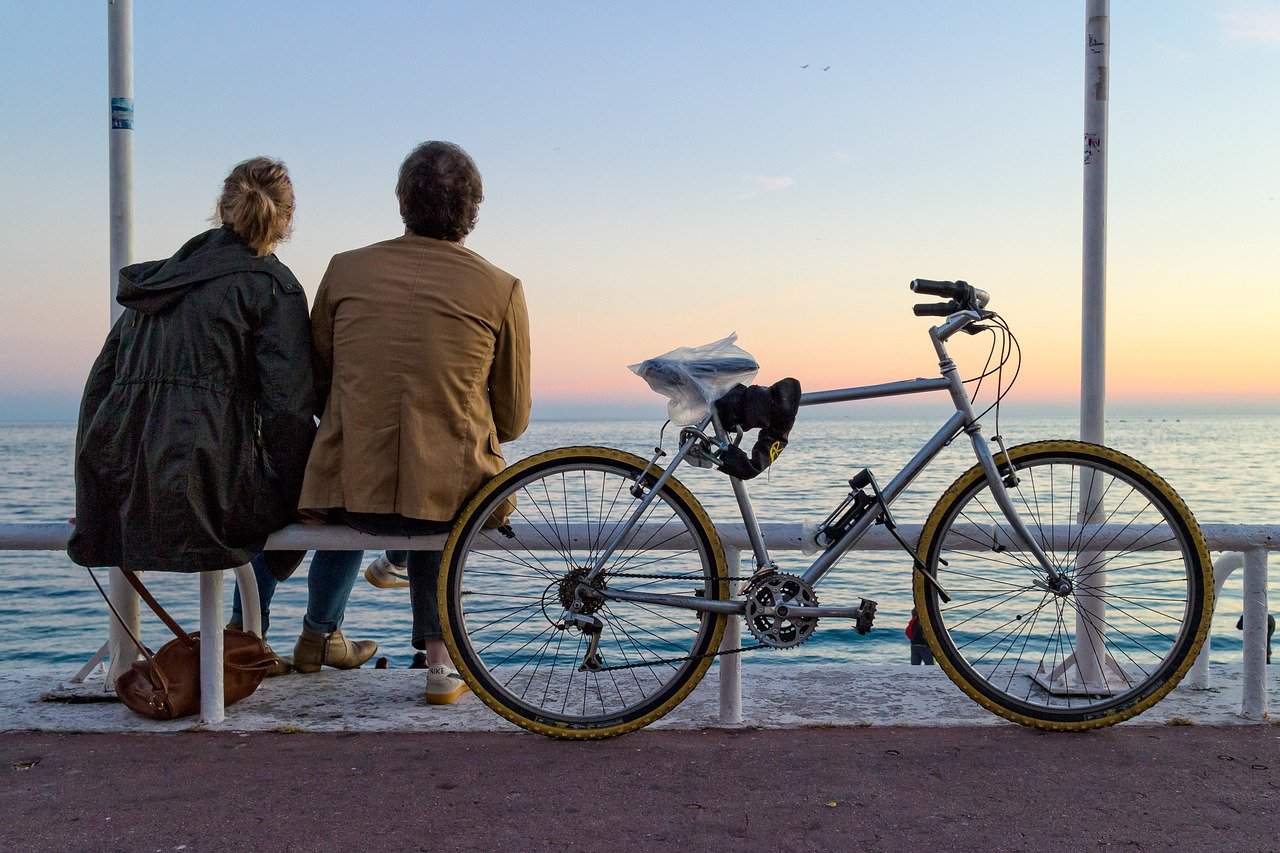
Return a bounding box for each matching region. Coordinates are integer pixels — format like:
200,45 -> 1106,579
106,567 -> 141,683
199,570 -> 225,725
231,563 -> 262,637
70,641 -> 111,684
1187,553 -> 1244,690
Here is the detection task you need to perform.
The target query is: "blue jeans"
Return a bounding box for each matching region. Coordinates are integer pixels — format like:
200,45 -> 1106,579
232,550 -> 364,636
232,549 -> 441,642
381,550 -> 444,647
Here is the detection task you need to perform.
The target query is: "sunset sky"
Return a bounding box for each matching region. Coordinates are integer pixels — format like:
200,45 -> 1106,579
1,1 -> 1277,420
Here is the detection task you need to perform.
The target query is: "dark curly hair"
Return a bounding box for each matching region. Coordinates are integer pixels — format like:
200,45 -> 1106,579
396,141 -> 484,241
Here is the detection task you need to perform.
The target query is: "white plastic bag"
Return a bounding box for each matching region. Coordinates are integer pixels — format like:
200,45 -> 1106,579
629,333 -> 760,425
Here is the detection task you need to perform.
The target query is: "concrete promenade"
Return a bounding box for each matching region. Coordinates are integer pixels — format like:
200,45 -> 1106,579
2,727 -> 1277,852
2,662 -> 1276,733
2,662 -> 1278,850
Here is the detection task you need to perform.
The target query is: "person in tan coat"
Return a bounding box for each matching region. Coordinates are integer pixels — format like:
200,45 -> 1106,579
285,142 -> 531,701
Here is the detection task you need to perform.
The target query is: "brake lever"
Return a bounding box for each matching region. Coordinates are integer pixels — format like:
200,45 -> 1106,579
964,310 -> 999,335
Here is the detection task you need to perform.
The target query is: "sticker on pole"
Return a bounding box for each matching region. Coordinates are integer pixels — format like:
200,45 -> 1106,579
111,97 -> 134,130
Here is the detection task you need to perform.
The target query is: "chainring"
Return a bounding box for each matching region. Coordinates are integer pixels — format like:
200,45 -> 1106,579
742,572 -> 819,649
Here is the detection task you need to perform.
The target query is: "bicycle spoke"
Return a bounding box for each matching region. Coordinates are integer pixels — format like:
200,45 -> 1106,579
478,531 -> 561,581
1075,484 -> 1143,559
969,591 -> 1053,669
1005,590 -> 1051,693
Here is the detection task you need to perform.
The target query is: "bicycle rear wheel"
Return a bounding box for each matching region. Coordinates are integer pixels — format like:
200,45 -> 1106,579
439,447 -> 729,739
913,440 -> 1212,730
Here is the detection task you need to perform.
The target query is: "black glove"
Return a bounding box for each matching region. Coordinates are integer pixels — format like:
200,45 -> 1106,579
714,378 -> 801,480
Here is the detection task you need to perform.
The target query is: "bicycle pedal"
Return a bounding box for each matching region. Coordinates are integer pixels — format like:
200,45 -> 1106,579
853,598 -> 878,635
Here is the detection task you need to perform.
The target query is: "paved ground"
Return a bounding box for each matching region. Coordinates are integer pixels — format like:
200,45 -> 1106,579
6,662 -> 1276,732
1,727 -> 1277,852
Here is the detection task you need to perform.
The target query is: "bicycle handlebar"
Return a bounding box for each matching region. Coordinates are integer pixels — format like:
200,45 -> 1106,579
910,279 -> 964,299
909,279 -> 991,313
912,301 -> 958,317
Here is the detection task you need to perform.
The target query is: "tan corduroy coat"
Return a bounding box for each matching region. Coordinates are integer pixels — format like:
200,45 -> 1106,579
298,232 -> 531,522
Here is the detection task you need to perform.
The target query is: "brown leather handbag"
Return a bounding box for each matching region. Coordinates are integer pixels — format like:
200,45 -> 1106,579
89,569 -> 277,720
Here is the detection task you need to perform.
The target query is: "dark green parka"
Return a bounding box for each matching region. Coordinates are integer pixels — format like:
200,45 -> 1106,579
68,227 -> 316,572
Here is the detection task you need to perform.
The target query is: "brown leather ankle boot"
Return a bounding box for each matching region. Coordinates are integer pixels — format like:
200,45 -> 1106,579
292,628 -> 378,673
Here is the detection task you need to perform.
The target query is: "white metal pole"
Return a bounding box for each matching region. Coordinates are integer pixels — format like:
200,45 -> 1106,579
1240,548 -> 1269,720
1187,553 -> 1244,689
1074,0 -> 1110,687
105,0 -> 140,685
718,550 -> 743,725
1081,2 -> 1108,444
108,0 -> 133,318
199,570 -> 227,724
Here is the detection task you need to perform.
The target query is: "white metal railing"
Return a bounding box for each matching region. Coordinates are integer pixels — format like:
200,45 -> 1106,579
0,521 -> 1274,725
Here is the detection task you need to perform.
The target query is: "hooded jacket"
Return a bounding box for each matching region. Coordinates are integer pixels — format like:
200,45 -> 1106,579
68,227 -> 317,572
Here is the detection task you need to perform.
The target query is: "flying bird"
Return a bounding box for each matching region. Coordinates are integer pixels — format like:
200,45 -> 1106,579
800,64 -> 809,68
823,65 -> 831,71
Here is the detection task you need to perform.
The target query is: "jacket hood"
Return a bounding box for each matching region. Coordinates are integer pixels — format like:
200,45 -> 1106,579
117,227 -> 282,315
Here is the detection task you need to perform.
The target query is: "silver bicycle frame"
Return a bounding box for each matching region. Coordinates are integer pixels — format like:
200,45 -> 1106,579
594,309 -> 1062,615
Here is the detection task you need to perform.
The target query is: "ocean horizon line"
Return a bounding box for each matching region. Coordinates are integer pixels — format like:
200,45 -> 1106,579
3,406 -> 1277,427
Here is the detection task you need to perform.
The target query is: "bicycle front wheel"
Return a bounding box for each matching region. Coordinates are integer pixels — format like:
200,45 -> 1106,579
913,440 -> 1212,730
439,447 -> 729,739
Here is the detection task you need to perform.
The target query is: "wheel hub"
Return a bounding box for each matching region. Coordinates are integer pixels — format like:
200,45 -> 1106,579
1048,575 -> 1074,597
557,566 -> 607,615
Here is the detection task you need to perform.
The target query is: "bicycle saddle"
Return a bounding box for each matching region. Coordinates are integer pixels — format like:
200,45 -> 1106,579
629,333 -> 761,424
634,355 -> 760,389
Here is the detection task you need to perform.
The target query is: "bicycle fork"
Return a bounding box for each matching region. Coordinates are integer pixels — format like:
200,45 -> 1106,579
934,331 -> 1069,594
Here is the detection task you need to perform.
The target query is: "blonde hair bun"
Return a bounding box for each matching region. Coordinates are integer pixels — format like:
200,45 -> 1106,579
217,157 -> 294,255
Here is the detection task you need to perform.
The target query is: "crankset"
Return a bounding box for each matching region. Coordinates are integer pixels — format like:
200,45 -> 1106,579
743,572 -> 819,649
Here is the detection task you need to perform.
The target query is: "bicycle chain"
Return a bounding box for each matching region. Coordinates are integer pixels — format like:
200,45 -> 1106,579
603,573 -> 749,581
587,571 -> 775,672
591,640 -> 767,672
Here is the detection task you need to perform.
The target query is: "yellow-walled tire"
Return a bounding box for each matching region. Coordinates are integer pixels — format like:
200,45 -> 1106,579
439,446 -> 729,739
913,440 -> 1212,731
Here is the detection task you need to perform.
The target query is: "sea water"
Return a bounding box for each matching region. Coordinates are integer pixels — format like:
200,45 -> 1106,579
1,415 -> 1276,670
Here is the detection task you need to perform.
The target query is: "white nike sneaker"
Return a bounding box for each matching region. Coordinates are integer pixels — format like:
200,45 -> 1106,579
425,665 -> 470,705
364,555 -> 410,589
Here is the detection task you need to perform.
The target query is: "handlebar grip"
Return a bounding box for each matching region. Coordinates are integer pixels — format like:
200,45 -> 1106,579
910,279 -> 963,299
913,301 -> 958,317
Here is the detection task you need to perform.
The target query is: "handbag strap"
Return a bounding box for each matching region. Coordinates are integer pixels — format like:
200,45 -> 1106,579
85,567 -> 157,665
118,569 -> 195,645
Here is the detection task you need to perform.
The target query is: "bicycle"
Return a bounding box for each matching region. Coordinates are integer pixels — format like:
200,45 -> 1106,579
437,279 -> 1213,738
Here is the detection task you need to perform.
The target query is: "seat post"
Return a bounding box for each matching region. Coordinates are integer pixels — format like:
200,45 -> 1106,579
712,411 -> 772,571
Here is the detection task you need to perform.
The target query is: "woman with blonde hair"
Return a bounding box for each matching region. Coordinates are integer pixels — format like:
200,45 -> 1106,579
70,157 -> 324,670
